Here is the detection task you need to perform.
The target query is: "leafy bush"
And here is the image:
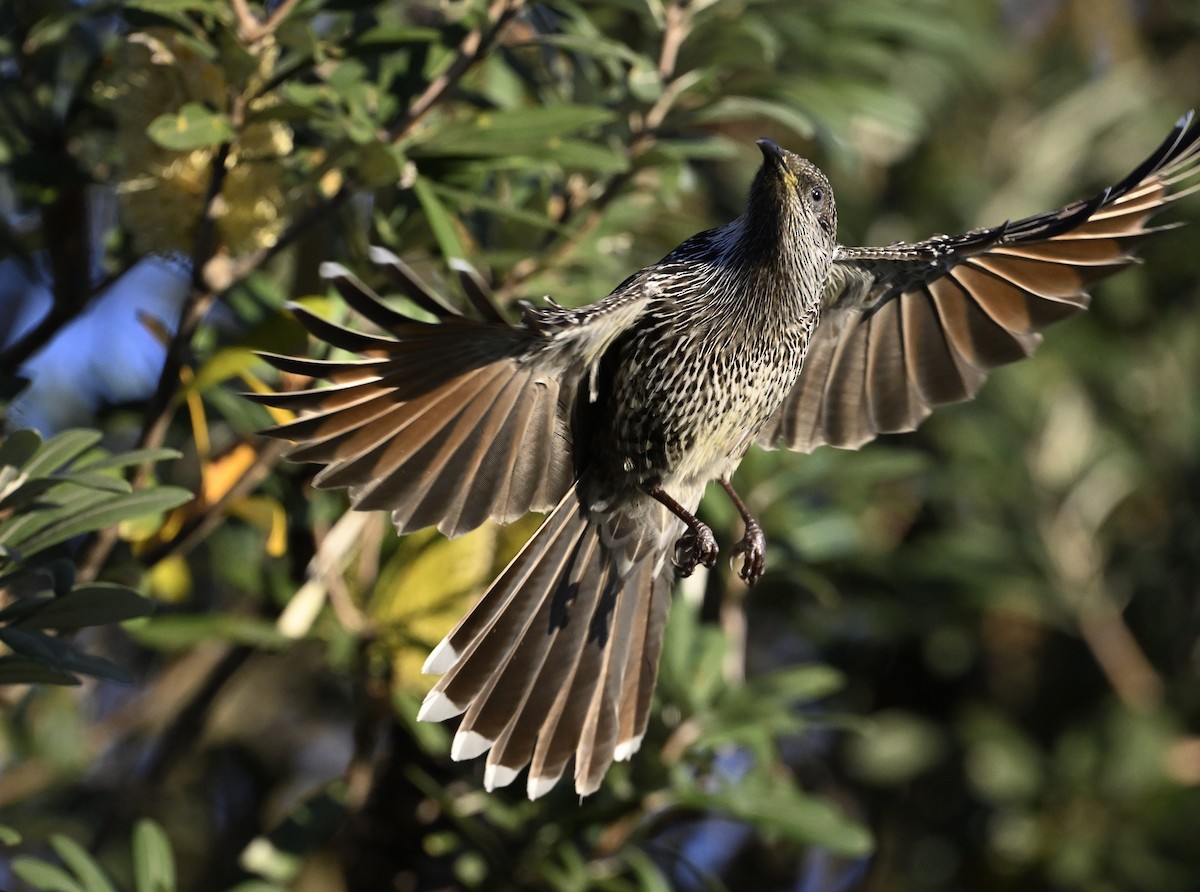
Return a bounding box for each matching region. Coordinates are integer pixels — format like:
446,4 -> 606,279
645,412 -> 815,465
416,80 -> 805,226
2,1 -> 1199,890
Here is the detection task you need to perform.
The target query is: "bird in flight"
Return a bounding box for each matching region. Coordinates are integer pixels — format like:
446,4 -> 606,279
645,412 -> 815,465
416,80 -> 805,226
254,112 -> 1200,799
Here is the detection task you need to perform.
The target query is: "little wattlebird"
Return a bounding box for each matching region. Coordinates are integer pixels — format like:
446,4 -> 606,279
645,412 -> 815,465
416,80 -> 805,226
254,113 -> 1200,799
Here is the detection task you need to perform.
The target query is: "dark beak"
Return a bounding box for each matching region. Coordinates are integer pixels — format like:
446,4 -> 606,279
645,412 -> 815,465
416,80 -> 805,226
756,138 -> 787,168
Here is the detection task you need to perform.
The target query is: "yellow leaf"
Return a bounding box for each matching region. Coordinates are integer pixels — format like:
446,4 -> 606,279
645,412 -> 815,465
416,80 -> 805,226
146,553 -> 193,603
228,495 -> 288,557
201,443 -> 258,504
373,513 -> 544,690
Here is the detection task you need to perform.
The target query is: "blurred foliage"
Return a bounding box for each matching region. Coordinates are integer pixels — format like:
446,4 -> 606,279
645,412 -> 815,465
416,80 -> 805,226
0,429 -> 189,685
0,0 -> 1198,890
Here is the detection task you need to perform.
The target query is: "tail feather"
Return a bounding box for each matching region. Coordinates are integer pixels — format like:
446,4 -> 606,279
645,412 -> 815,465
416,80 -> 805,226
615,565 -> 673,761
418,483 -> 674,798
523,531 -> 618,798
423,489 -> 588,718
574,556 -> 648,794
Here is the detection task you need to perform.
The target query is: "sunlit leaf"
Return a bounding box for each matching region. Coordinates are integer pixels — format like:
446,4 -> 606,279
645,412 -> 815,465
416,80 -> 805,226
146,103 -> 234,151
412,176 -> 468,261
20,430 -> 102,479
16,487 -> 193,555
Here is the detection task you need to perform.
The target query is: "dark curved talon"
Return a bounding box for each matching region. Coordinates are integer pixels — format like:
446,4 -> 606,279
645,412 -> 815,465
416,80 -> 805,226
673,523 -> 719,577
729,521 -> 766,585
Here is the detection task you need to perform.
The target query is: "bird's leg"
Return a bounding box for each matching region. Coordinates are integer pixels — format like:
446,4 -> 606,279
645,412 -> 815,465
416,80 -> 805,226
647,486 -> 718,577
720,477 -> 766,586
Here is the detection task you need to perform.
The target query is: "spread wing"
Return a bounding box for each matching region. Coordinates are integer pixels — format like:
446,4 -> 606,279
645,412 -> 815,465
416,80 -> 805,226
762,112 -> 1200,453
250,249 -> 648,538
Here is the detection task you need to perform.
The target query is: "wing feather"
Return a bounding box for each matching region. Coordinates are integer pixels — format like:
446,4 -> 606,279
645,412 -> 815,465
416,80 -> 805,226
764,112 -> 1200,453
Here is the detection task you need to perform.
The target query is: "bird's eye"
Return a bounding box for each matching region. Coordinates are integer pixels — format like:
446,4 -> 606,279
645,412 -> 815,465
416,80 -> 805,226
810,187 -> 824,205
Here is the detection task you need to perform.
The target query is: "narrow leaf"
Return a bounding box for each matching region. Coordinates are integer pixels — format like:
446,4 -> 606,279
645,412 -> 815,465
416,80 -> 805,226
133,820 -> 177,892
16,486 -> 193,555
11,857 -> 87,892
50,835 -> 118,892
412,177 -> 467,261
20,430 -> 102,478
15,584 -> 155,631
73,448 -> 182,473
0,657 -> 79,685
0,429 -> 42,470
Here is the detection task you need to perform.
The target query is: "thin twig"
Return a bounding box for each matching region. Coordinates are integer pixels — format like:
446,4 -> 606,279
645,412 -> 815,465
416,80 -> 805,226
657,1 -> 690,80
388,0 -> 527,142
138,438 -> 290,567
232,0 -> 303,43
496,3 -> 692,300
76,136 -> 234,583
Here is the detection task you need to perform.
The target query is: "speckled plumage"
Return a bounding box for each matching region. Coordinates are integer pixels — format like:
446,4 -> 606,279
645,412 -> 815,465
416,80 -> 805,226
254,114 -> 1200,799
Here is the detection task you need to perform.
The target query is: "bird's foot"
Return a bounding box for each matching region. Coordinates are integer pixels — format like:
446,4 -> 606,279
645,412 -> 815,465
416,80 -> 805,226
673,523 -> 719,577
730,521 -> 766,586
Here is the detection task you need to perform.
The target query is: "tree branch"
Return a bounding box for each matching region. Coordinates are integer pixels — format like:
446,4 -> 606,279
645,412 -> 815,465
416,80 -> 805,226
388,0 -> 527,142
232,0 -> 303,43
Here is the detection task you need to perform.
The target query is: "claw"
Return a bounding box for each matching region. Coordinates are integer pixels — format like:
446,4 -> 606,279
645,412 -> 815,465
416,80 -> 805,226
673,523 -> 719,577
729,521 -> 766,586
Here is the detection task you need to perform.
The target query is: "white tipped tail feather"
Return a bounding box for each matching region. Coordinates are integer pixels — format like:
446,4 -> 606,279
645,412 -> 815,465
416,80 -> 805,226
416,484 -> 676,799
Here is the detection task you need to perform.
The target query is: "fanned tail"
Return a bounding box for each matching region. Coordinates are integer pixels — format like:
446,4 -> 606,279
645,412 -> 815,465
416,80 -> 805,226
418,482 -> 675,798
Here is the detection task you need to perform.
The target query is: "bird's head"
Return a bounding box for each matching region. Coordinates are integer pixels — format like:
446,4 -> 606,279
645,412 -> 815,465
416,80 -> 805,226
745,138 -> 837,258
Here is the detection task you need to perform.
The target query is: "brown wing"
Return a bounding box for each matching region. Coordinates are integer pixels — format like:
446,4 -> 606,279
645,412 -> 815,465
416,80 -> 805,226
250,249 -> 649,538
762,112 -> 1200,453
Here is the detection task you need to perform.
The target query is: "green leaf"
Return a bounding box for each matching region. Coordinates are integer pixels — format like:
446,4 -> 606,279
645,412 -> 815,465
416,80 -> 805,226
516,33 -> 654,69
0,486 -> 113,552
123,0 -> 225,16
16,486 -> 193,555
146,103 -> 234,151
73,448 -> 182,473
11,856 -> 87,892
0,429 -> 42,470
0,594 -> 55,624
0,627 -> 131,682
744,664 -> 845,702
133,819 -> 176,892
14,584 -> 155,631
412,177 -> 467,261
429,183 -> 564,232
0,656 -> 79,685
423,105 -> 616,145
127,614 -> 289,651
0,822 -> 21,844
0,477 -> 68,513
689,95 -> 818,139
353,25 -> 441,46
20,430 -> 102,479
186,347 -> 261,396
50,835 -> 118,892
56,473 -> 132,495
678,779 -> 873,855
616,849 -> 673,892
0,626 -> 72,662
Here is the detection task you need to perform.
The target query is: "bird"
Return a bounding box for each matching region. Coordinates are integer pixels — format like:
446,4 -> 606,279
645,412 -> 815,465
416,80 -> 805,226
252,112 -> 1200,800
